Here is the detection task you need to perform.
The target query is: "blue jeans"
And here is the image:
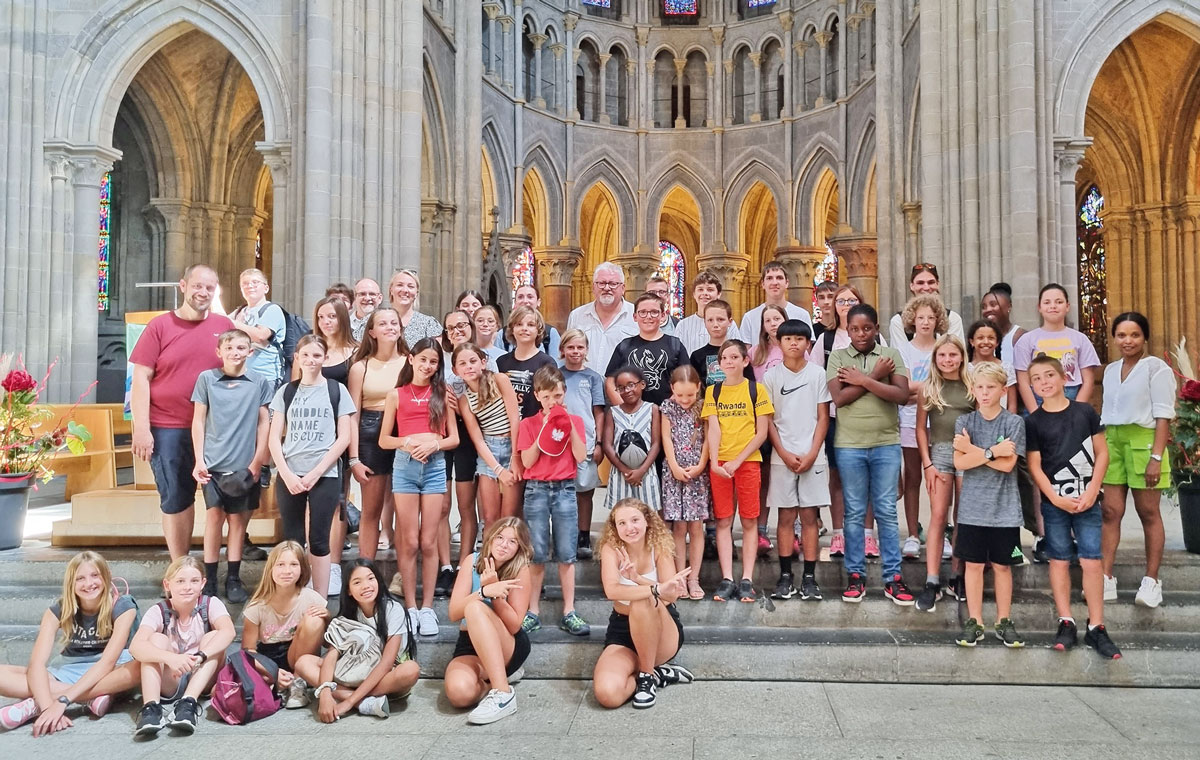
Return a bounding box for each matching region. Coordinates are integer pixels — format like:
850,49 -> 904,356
524,479 -> 578,564
391,450 -> 447,494
835,444 -> 903,579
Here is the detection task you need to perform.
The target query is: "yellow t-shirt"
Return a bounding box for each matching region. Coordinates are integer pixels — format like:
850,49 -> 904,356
701,380 -> 775,462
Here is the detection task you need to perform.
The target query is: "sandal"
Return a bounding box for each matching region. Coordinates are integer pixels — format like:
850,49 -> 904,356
688,577 -> 705,600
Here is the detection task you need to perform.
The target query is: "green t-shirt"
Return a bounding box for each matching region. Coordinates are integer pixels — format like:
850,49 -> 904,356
927,379 -> 974,445
826,343 -> 908,448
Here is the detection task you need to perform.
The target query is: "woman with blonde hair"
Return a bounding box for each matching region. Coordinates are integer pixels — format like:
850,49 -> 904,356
592,498 -> 693,711
388,268 -> 443,346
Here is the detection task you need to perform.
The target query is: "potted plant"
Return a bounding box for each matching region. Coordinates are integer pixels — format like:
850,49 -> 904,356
1167,338 -> 1200,554
0,354 -> 92,550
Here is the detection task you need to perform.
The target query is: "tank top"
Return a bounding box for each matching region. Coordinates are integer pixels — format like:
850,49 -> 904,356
615,549 -> 658,607
361,356 -> 403,410
321,357 -> 351,387
394,383 -> 437,437
1001,324 -> 1021,364
467,387 -> 509,437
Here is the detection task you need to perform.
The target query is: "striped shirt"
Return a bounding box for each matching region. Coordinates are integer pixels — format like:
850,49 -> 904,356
467,388 -> 510,437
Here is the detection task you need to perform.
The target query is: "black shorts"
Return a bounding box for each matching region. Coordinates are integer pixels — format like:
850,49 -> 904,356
603,604 -> 684,657
358,410 -> 393,475
450,628 -> 530,677
953,523 -> 1020,565
149,427 -> 198,515
445,419 -> 477,484
256,640 -> 292,672
202,469 -> 261,514
824,417 -> 838,470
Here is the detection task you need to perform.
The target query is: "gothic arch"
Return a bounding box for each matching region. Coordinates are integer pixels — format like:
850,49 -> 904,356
50,0 -> 291,147
657,185 -> 702,262
794,143 -> 842,244
522,144 -> 565,244
847,120 -> 876,231
575,181 -> 622,304
423,55 -> 453,200
571,158 -> 638,253
645,164 -> 716,254
481,121 -> 514,231
738,182 -> 780,279
811,168 -> 840,245
724,159 -> 786,248
522,167 -> 550,248
756,34 -> 785,55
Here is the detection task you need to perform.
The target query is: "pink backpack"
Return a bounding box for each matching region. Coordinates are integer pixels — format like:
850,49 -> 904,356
211,650 -> 282,725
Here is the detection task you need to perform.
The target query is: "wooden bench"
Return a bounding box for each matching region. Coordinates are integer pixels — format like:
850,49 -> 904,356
39,405 -> 118,499
95,402 -> 134,469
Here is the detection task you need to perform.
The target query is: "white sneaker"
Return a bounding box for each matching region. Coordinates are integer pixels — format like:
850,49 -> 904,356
902,536 -> 921,559
417,606 -> 439,636
941,537 -> 953,560
357,695 -> 389,718
466,688 -> 516,725
285,677 -> 310,709
1135,576 -> 1163,608
327,564 -> 342,597
1103,574 -> 1118,602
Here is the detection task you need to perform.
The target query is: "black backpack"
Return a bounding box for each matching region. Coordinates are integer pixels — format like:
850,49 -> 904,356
243,302 -> 310,379
156,595 -> 213,638
282,378 -> 341,419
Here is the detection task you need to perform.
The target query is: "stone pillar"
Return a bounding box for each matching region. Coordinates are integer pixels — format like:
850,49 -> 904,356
597,53 -> 611,123
613,250 -> 660,296
483,2 -> 501,75
723,58 -> 735,123
564,13 -> 579,118
711,25 -> 726,126
705,61 -> 716,126
398,0 -> 425,272
147,199 -> 192,281
499,15 -> 515,92
775,245 -> 829,311
535,245 -> 583,330
635,25 -> 650,128
625,58 -> 638,126
530,33 -> 547,108
235,211 -> 268,273
780,11 -> 794,118
572,48 -> 584,120
697,252 -> 751,316
831,235 -> 879,307
1053,138 -> 1091,304
794,40 -> 810,111
645,59 -> 657,126
256,142 -> 293,303
814,31 -> 832,107
862,1 -> 876,73
304,0 -> 334,304
901,202 -> 922,277
550,43 -> 566,113
748,52 -> 763,122
673,57 -> 687,128
847,14 -> 864,87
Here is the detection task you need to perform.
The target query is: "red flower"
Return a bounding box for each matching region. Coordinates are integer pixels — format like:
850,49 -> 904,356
1,370 -> 35,393
1182,380 -> 1200,402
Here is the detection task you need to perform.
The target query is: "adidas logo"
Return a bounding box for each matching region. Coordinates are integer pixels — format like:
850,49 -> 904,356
551,428 -> 566,442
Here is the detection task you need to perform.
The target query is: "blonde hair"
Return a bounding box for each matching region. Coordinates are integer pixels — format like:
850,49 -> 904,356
452,343 -> 502,407
922,335 -> 968,412
247,541 -> 311,607
901,294 -> 949,336
162,555 -> 205,599
559,328 -> 588,357
474,517 -> 533,580
58,551 -> 116,643
595,498 -> 675,559
239,268 -> 268,285
966,360 -> 1010,401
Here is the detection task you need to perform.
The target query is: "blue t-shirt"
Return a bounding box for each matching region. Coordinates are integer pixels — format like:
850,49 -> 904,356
561,365 -> 605,451
240,301 -> 286,384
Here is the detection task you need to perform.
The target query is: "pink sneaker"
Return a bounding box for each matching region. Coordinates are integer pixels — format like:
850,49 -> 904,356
758,533 -> 772,553
829,533 -> 845,558
864,534 -> 881,558
0,697 -> 38,730
87,694 -> 113,718
793,536 -> 801,555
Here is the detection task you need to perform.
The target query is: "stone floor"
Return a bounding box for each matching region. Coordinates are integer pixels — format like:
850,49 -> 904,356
2,680 -> 1199,758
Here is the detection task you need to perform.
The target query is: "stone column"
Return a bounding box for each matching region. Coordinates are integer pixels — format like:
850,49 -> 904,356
499,15 -> 515,92
1053,138 -> 1091,304
645,59 -> 657,126
723,58 -> 735,123
697,252 -> 751,316
529,33 -> 548,108
398,0 -> 424,272
901,202 -> 922,276
748,52 -> 763,122
613,250 -> 660,295
572,48 -> 584,120
862,1 -> 876,73
235,211 -> 268,273
673,57 -> 687,128
705,61 -> 716,126
794,40 -> 810,111
550,43 -> 566,113
256,142 -> 293,303
564,13 -> 579,117
483,2 -> 501,75
598,53 -> 612,123
774,245 -> 829,310
625,58 -> 638,126
847,14 -> 863,87
635,25 -> 650,128
814,31 -> 832,107
780,11 -> 794,118
303,0 -> 334,304
831,235 -> 879,307
535,245 -> 583,330
711,25 -> 726,126
146,199 -> 192,281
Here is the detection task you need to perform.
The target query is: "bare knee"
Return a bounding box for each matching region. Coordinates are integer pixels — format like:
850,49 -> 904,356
592,674 -> 630,709
445,669 -> 482,708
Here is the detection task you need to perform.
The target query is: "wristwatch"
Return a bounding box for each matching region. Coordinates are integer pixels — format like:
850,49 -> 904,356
984,447 -> 994,461
1150,453 -> 1163,462
57,695 -> 70,706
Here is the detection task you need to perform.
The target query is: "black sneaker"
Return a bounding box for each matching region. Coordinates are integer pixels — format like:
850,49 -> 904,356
798,573 -> 823,601
434,567 -> 454,598
242,541 -> 268,561
915,581 -> 941,612
771,573 -> 796,600
632,672 -> 657,708
956,617 -> 984,647
994,618 -> 1025,648
1032,536 -> 1048,564
225,576 -> 248,604
884,575 -> 915,606
653,663 -> 694,686
1053,619 -> 1079,651
577,533 -> 593,560
712,578 -> 737,602
737,578 -> 757,603
946,576 -> 965,602
841,572 -> 866,603
134,701 -> 167,738
1084,623 -> 1122,660
168,696 -> 200,734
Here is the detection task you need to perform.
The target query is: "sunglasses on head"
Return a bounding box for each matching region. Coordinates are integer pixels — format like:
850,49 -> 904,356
911,263 -> 939,279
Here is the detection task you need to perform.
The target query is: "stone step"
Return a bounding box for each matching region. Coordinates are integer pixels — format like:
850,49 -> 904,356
0,622 -> 1197,687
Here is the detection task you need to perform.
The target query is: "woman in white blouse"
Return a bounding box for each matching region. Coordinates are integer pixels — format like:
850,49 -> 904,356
1100,312 -> 1176,609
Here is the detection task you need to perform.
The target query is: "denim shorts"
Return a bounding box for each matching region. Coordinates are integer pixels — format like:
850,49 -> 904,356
1040,499 -> 1102,561
524,479 -> 578,564
149,427 -> 198,514
930,442 -> 957,475
391,450 -> 448,494
49,650 -> 134,684
476,435 -> 513,480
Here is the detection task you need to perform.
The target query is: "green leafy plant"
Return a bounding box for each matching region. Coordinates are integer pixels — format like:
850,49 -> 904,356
1167,338 -> 1200,492
0,354 -> 92,482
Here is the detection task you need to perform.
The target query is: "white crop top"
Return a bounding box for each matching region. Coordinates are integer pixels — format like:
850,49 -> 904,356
615,550 -> 658,607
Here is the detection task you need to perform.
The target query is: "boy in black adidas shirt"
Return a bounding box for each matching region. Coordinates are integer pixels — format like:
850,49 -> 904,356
1025,355 -> 1121,659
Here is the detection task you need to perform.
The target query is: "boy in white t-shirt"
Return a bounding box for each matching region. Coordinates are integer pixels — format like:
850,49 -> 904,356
763,320 -> 831,602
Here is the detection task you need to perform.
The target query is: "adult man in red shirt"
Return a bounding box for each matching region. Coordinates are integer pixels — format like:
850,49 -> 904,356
130,264 -> 234,558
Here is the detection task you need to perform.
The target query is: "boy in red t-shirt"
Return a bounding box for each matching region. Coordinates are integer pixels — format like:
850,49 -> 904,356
516,365 -> 590,637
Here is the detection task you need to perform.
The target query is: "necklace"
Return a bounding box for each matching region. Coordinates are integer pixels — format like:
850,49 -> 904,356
409,384 -> 432,406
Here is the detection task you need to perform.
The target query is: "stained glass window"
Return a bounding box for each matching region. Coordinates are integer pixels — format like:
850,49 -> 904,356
662,0 -> 698,14
98,171 -> 112,311
747,0 -> 776,6
1077,186 -> 1108,362
657,241 -> 686,319
255,229 -> 262,264
511,245 -> 535,301
583,0 -> 612,6
812,242 -> 839,318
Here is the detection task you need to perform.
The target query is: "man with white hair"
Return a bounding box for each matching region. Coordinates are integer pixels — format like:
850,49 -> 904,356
566,262 -> 638,374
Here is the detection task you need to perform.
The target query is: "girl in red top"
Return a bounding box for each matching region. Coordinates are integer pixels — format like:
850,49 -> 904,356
380,337 -> 459,638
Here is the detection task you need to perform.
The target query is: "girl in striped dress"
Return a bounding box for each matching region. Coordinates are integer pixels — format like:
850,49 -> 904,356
602,366 -> 662,511
454,343 -> 522,527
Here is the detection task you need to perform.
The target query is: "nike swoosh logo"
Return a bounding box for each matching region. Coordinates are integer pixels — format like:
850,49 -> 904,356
780,384 -> 807,395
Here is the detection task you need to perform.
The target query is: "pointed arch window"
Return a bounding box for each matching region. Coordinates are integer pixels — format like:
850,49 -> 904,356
1077,185 -> 1108,362
98,171 -> 112,311
657,240 -> 686,319
812,241 -> 839,318
511,245 -> 536,301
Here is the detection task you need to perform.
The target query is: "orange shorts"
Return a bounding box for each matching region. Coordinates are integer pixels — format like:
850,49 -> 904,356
710,460 -> 761,521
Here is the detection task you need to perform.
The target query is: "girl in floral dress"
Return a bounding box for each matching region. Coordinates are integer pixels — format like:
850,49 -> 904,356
660,365 -> 711,600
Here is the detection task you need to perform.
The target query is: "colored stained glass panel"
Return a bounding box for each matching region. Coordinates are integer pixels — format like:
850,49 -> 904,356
812,242 -> 839,318
98,171 -> 111,311
663,0 -> 698,14
511,245 -> 535,302
657,241 -> 686,319
1077,186 -> 1107,362
747,0 -> 776,6
583,0 -> 612,6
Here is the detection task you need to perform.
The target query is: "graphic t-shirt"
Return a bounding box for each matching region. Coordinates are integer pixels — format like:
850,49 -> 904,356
954,409 -> 1026,527
762,362 -> 831,465
242,587 -> 328,645
701,380 -> 775,462
517,412 -> 585,481
129,311 -> 234,428
605,334 -> 691,405
269,381 -> 356,478
1025,401 -> 1104,502
497,351 -> 557,418
896,339 -> 934,429
562,366 -> 605,451
1013,327 -> 1100,387
49,595 -> 137,658
191,370 -> 274,471
690,344 -> 725,387
138,596 -> 231,655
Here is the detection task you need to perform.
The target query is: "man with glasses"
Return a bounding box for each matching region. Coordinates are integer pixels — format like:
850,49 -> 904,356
888,263 -> 965,347
603,293 -> 690,405
645,274 -> 679,336
351,278 -> 383,342
567,262 -> 638,374
739,261 -> 813,343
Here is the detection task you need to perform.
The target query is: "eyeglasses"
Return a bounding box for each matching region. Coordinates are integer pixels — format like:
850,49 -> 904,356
911,263 -> 939,279
447,323 -> 471,332
595,281 -> 623,290
835,299 -> 859,306
355,291 -> 380,299
616,381 -> 643,392
636,310 -> 662,318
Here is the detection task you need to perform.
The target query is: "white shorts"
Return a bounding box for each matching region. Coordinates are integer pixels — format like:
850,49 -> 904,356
575,460 -> 601,492
900,425 -> 918,448
766,463 -> 831,509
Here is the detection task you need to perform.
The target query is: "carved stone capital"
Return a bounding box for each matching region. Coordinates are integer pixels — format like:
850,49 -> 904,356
626,58 -> 637,74
705,61 -> 715,77
793,40 -> 810,55
748,51 -> 763,66
830,235 -> 879,279
563,11 -> 579,31
550,42 -> 565,58
724,58 -> 734,74
498,15 -> 514,30
696,253 -> 751,293
710,25 -> 725,46
673,57 -> 688,74
483,1 -> 502,20
847,14 -> 864,30
599,52 -> 612,65
1053,136 -> 1093,179
778,11 -> 794,32
528,32 -> 547,50
534,246 -> 583,287
814,30 -> 833,48
256,141 -> 292,186
44,141 -> 122,187
635,25 -> 650,47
